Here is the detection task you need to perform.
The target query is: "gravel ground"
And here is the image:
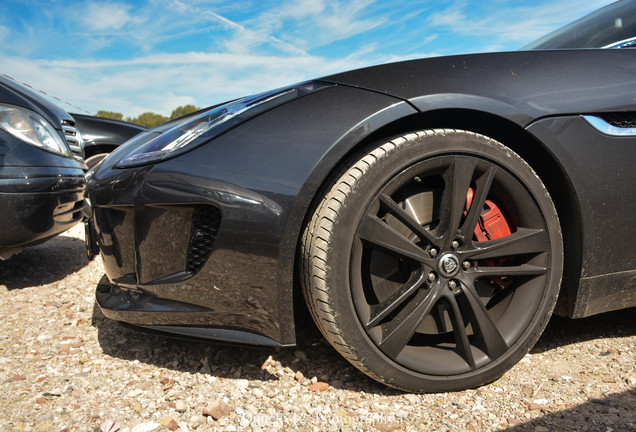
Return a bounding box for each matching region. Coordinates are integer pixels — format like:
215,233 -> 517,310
1,224 -> 635,432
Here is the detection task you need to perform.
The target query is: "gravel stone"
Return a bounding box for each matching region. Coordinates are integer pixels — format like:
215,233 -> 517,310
0,224 -> 635,431
174,400 -> 187,412
130,422 -> 160,432
308,382 -> 329,392
203,400 -> 232,420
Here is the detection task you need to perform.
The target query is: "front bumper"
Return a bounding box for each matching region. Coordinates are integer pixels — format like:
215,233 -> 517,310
0,167 -> 86,259
87,160 -> 286,345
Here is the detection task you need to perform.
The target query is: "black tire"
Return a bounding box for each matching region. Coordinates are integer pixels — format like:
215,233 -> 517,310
300,129 -> 563,392
85,152 -> 110,170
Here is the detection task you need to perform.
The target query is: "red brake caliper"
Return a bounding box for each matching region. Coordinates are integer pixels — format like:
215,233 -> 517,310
466,188 -> 512,288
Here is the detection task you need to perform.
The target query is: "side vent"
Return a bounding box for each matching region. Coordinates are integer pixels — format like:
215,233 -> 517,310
582,114 -> 636,137
600,113 -> 636,129
186,206 -> 222,274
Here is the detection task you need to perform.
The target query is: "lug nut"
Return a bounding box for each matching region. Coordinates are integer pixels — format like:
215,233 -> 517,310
462,261 -> 471,270
427,272 -> 437,283
448,280 -> 457,290
429,248 -> 438,257
451,240 -> 460,249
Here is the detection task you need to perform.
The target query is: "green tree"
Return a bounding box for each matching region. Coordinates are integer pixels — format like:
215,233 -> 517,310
170,104 -> 199,120
96,110 -> 123,120
126,112 -> 169,128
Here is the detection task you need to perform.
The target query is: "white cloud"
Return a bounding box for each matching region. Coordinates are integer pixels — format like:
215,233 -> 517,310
0,49 -> 374,117
429,8 -> 465,28
80,2 -> 133,31
166,1 -> 310,56
242,0 -> 384,53
427,0 -> 611,45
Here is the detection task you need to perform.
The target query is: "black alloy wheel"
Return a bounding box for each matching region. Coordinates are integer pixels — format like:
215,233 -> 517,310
300,129 -> 563,392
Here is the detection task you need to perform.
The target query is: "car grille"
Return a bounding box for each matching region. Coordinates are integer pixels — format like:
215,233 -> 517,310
600,113 -> 636,129
62,120 -> 85,162
186,206 -> 222,274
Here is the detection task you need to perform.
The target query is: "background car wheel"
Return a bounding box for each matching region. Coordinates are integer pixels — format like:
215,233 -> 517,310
300,129 -> 563,392
85,153 -> 109,170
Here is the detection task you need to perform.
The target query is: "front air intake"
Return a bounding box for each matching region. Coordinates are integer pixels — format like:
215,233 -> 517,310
186,206 -> 222,274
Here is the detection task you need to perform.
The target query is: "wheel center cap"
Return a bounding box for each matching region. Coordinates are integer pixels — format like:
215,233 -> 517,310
438,253 -> 460,277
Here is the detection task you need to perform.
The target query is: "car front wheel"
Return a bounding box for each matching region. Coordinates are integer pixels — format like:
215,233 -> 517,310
300,129 -> 563,392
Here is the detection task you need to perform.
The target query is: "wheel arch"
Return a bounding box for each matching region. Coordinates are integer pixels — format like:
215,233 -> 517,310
290,108 -> 583,340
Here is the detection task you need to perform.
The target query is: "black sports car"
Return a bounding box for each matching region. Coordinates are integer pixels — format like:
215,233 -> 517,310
88,1 -> 636,392
0,75 -> 86,259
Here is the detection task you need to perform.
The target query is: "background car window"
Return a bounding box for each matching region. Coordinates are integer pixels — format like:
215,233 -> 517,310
522,0 -> 636,49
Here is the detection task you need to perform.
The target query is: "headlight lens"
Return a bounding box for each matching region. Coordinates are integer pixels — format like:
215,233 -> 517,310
116,81 -> 331,168
0,104 -> 71,157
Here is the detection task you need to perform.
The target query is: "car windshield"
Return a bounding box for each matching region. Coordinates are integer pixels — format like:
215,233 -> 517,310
522,0 -> 636,49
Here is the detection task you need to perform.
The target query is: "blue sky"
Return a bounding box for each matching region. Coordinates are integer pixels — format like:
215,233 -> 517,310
0,0 -> 610,117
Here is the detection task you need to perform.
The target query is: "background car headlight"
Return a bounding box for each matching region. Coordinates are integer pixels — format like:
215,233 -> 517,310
0,104 -> 71,157
116,81 -> 332,168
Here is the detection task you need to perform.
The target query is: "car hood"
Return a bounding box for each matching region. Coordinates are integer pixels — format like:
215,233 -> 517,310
0,75 -> 74,130
321,49 -> 636,127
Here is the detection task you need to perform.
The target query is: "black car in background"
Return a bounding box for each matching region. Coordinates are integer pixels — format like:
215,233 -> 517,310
0,75 -> 86,259
71,114 -> 147,169
88,1 -> 636,392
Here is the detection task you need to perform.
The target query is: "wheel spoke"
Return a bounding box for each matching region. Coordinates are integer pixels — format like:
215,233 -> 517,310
459,283 -> 508,360
438,157 -> 476,244
366,271 -> 426,329
467,228 -> 547,260
379,194 -> 440,247
378,287 -> 441,359
445,292 -> 476,369
461,166 -> 496,239
432,304 -> 450,333
358,214 -> 429,262
473,264 -> 546,278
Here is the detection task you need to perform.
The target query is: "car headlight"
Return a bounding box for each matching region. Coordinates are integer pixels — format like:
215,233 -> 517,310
116,81 -> 331,168
0,104 -> 71,157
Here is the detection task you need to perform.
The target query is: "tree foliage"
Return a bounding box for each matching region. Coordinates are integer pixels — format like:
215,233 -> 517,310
96,110 -> 123,121
170,104 -> 199,120
98,105 -> 201,128
126,112 -> 169,128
